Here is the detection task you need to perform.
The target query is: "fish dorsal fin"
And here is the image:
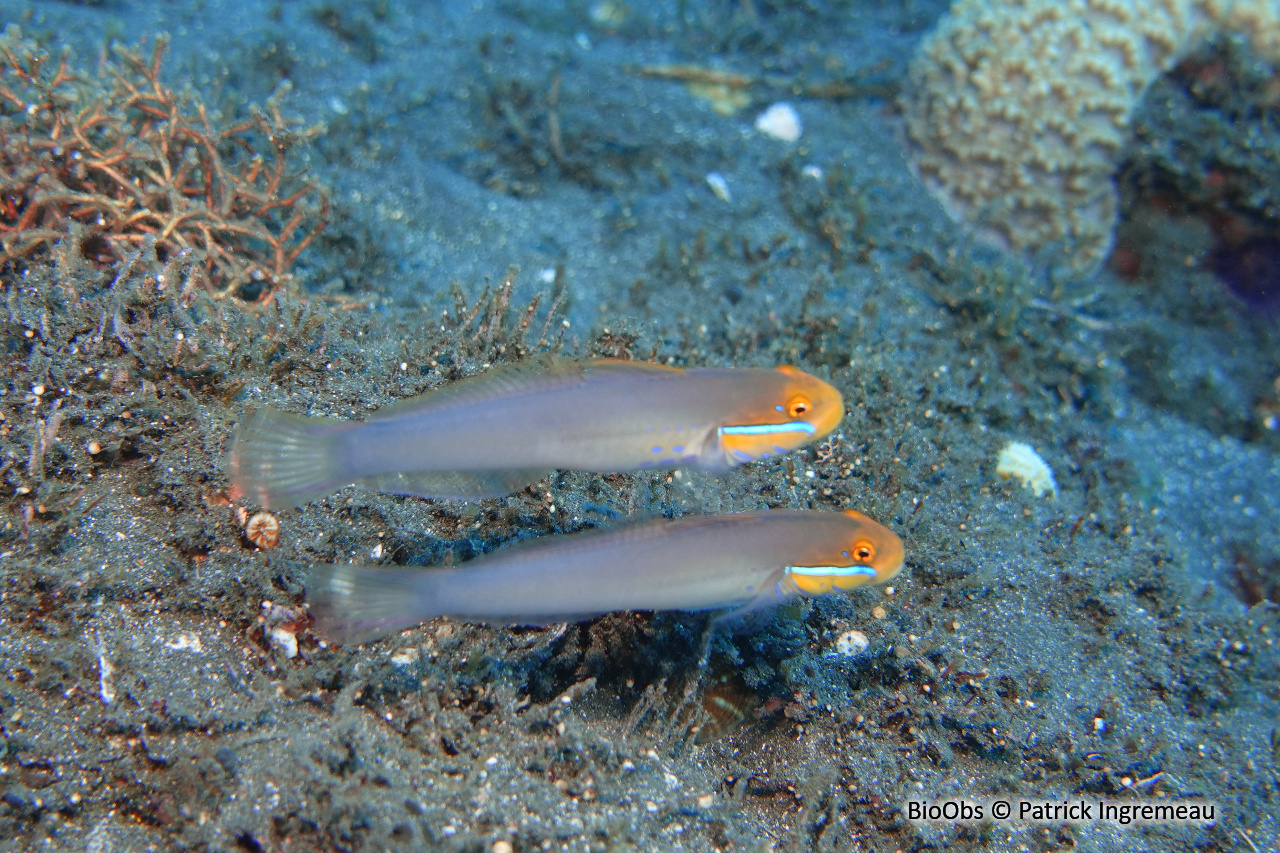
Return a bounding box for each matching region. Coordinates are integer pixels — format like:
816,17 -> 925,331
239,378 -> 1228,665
355,468 -> 549,500
580,358 -> 685,378
366,356 -> 586,422
367,358 -> 684,422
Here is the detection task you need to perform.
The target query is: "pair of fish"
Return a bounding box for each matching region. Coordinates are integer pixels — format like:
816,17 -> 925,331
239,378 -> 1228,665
228,358 -> 903,643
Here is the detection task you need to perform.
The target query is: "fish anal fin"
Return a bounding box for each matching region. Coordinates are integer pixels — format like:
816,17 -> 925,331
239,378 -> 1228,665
355,468 -> 549,500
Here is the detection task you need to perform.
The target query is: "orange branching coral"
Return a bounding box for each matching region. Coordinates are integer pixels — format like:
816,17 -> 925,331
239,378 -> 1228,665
0,25 -> 328,303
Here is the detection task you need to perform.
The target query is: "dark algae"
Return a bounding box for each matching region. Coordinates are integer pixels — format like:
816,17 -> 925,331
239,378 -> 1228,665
0,1 -> 1277,852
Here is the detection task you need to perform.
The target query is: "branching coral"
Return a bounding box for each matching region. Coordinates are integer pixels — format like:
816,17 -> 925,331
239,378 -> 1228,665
0,25 -> 327,303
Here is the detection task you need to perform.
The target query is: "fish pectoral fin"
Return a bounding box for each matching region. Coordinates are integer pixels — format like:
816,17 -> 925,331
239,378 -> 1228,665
355,468 -> 550,500
711,570 -> 797,633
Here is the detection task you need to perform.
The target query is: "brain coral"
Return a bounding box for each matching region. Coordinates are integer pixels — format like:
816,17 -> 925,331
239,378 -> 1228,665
901,0 -> 1280,274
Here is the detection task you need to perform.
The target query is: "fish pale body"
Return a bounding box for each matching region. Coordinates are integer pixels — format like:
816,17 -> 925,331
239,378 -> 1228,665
307,508 -> 904,644
229,358 -> 843,507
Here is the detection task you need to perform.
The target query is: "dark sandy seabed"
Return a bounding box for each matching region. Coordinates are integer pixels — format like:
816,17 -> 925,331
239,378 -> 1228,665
0,0 -> 1277,851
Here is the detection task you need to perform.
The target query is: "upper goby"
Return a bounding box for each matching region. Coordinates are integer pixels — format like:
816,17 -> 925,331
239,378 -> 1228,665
228,358 -> 844,507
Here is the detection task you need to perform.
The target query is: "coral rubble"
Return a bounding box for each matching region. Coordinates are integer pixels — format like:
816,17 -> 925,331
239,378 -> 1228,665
901,0 -> 1280,273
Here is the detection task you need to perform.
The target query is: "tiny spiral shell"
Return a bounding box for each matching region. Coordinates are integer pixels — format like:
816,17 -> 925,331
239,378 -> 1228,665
245,511 -> 280,549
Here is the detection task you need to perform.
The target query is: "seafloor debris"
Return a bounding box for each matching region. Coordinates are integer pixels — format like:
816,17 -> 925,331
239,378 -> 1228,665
995,440 -> 1057,498
754,102 -> 802,142
244,510 -> 280,550
825,627 -> 870,658
705,171 -> 731,203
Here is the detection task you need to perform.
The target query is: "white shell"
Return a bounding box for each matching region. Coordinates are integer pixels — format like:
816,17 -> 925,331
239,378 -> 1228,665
390,647 -> 421,667
829,629 -> 870,657
266,625 -> 299,658
705,171 -> 732,202
996,441 -> 1057,497
754,102 -> 802,142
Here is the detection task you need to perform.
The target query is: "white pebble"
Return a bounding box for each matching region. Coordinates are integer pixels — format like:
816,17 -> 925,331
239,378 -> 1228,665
996,441 -> 1057,497
754,102 -> 802,142
266,626 -> 298,659
389,647 -> 420,666
831,629 -> 870,657
705,172 -> 731,202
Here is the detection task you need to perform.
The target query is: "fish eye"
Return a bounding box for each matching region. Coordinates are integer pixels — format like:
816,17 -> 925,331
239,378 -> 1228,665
852,541 -> 875,563
786,396 -> 812,418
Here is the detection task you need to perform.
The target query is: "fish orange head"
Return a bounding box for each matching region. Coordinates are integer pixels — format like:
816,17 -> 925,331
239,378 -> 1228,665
717,366 -> 844,465
787,509 -> 905,595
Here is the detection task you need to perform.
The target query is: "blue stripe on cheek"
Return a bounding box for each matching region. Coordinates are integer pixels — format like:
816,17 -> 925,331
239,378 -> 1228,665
651,446 -> 663,453
721,421 -> 817,436
789,564 -> 879,579
731,449 -> 754,462
672,445 -> 684,453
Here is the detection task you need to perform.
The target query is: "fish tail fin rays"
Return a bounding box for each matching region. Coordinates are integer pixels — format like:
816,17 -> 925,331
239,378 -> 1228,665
306,563 -> 442,646
228,407 -> 350,509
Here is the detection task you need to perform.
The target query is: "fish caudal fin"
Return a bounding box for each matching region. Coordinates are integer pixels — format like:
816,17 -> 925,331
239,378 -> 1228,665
306,563 -> 442,645
228,407 -> 350,509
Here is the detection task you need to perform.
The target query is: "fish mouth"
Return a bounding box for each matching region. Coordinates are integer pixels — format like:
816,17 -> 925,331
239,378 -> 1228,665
808,393 -> 845,439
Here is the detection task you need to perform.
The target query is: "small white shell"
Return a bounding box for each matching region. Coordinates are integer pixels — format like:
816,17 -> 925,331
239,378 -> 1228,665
705,171 -> 731,202
266,625 -> 298,658
996,441 -> 1057,497
827,629 -> 870,658
390,647 -> 420,667
754,102 -> 802,142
